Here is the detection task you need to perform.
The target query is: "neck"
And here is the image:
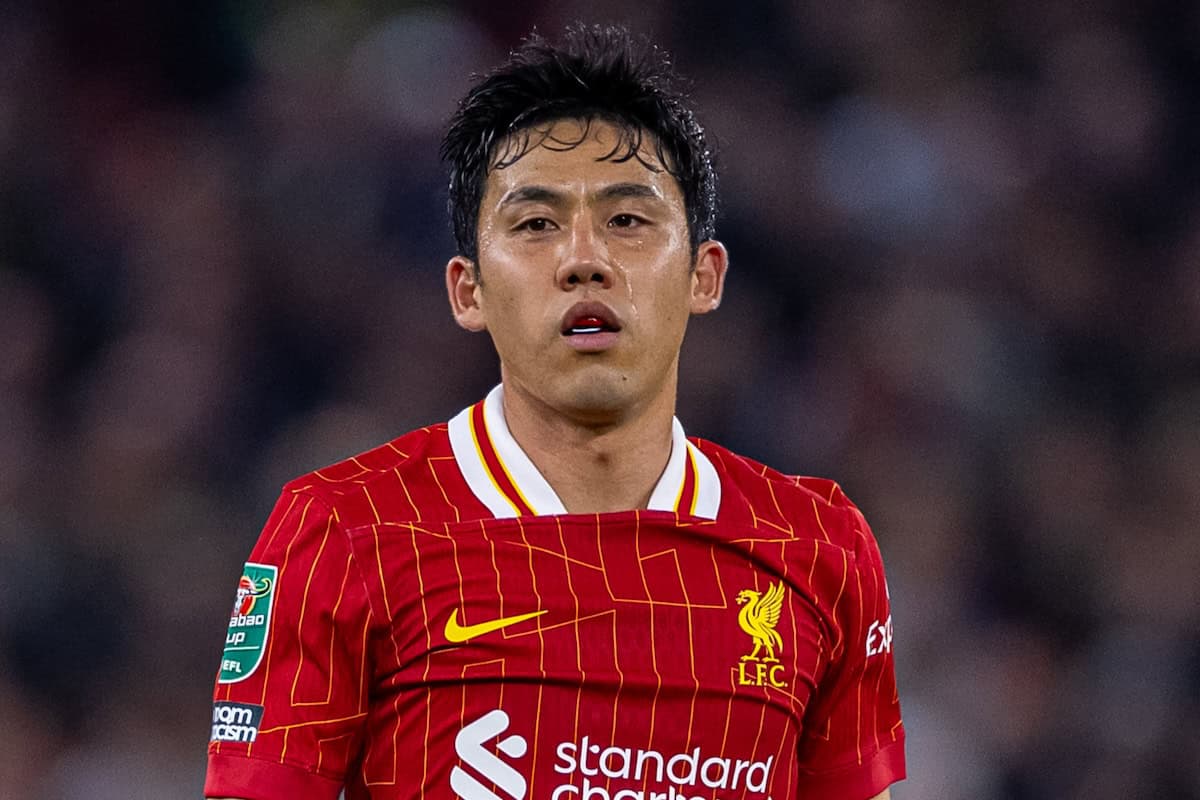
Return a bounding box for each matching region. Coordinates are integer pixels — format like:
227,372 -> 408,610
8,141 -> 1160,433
499,377 -> 678,514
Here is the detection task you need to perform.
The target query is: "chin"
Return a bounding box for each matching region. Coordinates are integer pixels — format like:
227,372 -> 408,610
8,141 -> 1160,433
557,372 -> 642,420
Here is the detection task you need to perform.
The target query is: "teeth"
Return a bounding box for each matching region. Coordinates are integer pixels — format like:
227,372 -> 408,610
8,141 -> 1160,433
570,326 -> 604,335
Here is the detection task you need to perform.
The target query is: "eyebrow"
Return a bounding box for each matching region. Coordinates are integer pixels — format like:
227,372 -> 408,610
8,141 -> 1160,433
497,186 -> 562,208
497,182 -> 664,209
596,182 -> 663,202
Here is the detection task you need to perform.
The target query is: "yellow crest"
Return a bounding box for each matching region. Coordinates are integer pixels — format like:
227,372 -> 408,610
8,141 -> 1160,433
734,581 -> 788,688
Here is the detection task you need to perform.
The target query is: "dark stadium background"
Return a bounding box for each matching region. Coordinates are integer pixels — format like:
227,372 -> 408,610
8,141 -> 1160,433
2,2 -> 1198,797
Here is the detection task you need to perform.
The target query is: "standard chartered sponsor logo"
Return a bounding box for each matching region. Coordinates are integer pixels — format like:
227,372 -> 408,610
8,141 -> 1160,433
451,711 -> 773,800
452,709 -> 529,800
552,737 -> 774,800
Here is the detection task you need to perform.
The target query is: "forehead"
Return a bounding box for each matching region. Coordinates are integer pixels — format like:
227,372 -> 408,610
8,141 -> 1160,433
481,118 -> 683,206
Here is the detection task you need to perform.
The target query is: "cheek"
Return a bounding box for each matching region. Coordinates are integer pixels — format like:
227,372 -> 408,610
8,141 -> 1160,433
480,281 -> 550,345
649,263 -> 697,315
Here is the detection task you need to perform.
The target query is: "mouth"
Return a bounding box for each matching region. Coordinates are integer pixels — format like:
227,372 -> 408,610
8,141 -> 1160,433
560,303 -> 622,337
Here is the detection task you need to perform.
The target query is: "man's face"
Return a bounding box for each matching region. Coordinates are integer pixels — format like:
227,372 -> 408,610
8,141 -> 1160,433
446,118 -> 726,422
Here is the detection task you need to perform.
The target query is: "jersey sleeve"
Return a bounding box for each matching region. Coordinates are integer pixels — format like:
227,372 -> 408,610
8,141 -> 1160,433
205,489 -> 372,800
794,496 -> 905,800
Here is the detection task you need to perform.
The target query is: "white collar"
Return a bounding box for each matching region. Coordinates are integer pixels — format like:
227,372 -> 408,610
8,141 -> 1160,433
447,385 -> 721,519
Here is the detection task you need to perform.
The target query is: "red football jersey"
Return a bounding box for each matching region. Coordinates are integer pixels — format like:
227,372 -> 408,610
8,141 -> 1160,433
206,387 -> 905,800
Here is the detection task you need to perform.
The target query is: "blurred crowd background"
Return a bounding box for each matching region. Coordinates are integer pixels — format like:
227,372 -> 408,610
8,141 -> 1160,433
1,1 -> 1198,798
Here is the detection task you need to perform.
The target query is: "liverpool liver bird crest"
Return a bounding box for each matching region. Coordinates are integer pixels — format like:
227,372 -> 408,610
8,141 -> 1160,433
736,582 -> 785,662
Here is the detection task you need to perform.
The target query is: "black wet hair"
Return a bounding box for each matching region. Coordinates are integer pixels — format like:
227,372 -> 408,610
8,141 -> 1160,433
441,24 -> 718,262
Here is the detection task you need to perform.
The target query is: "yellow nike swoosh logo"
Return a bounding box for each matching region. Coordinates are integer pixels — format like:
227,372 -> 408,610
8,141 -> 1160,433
444,608 -> 547,643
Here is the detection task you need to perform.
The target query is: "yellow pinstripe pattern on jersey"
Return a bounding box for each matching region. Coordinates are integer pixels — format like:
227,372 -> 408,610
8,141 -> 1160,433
730,463 -> 796,535
255,493 -> 315,761
356,587 -> 370,715
744,652 -> 772,786
289,514 -> 333,707
316,729 -> 358,776
812,497 -> 834,543
716,657 -> 739,776
829,548 -> 849,658
478,607 -> 613,639
362,484 -> 382,524
448,515 -> 467,638
296,548 -> 355,709
771,539 -> 800,796
414,607 -> 432,793
516,542 -> 605,571
766,479 -> 795,536
632,514 -> 663,766
257,710 -> 370,735
554,516 -> 584,708
808,539 -> 822,604
779,728 -> 798,800
590,517 -> 616,784
427,458 -> 462,523
854,556 -> 865,764
743,552 -> 774,790
393,467 -> 422,521
513,514 -> 549,796
715,545 -> 750,777
216,490 -> 304,747
671,537 -> 702,750
425,477 -> 468,792
870,552 -> 886,754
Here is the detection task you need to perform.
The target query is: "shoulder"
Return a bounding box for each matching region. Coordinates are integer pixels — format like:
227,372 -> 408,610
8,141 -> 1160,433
692,437 -> 874,553
276,423 -> 454,526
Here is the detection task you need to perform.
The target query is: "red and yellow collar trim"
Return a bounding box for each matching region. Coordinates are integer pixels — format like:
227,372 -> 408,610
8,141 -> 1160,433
448,385 -> 721,519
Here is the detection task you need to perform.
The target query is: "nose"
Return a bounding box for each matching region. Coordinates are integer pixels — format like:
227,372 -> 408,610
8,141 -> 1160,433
555,220 -> 614,290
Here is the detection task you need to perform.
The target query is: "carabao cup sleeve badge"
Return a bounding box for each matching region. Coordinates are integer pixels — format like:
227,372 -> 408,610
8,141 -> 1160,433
219,562 -> 278,684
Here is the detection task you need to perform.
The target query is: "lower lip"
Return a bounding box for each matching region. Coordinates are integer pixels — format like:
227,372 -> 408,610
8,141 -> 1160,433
562,331 -> 620,352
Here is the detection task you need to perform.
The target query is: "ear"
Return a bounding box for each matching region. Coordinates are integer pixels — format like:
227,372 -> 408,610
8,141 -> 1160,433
689,240 -> 728,315
446,256 -> 486,332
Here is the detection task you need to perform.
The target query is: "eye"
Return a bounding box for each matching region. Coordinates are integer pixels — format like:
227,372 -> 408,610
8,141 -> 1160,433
516,217 -> 555,233
609,214 -> 643,229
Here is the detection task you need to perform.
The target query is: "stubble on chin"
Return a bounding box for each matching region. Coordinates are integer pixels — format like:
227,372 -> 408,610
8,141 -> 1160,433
564,379 -> 626,414
552,366 -> 666,428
